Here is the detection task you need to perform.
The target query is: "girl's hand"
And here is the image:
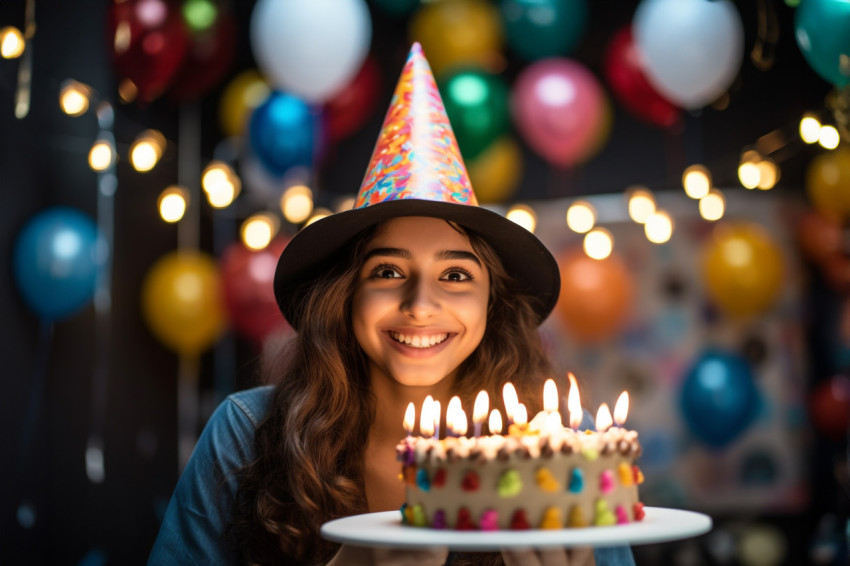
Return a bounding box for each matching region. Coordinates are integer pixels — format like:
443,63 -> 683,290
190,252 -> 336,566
502,547 -> 595,566
327,544 -> 449,566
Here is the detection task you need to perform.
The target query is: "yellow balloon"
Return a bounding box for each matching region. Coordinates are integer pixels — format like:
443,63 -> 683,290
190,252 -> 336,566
218,69 -> 271,138
409,0 -> 502,76
806,147 -> 850,222
141,251 -> 226,357
468,136 -> 522,203
702,223 -> 785,319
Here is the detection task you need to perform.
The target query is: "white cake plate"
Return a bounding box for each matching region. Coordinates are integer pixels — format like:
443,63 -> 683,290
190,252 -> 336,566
321,507 -> 712,551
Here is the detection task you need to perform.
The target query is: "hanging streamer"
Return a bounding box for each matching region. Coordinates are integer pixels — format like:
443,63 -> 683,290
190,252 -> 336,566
14,0 -> 35,118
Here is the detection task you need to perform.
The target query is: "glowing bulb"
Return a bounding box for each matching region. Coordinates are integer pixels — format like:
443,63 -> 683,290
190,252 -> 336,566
88,141 -> 115,171
699,190 -> 725,221
59,81 -> 91,116
566,201 -> 596,233
202,161 -> 240,208
626,186 -> 655,223
682,165 -> 711,199
280,185 -> 313,224
158,187 -> 188,223
800,115 -> 821,144
130,130 -> 166,173
738,161 -> 760,189
583,227 -> 613,260
0,27 -> 24,59
595,403 -> 613,433
818,125 -> 840,150
241,214 -> 278,250
506,205 -> 536,233
757,159 -> 779,190
645,210 -> 673,244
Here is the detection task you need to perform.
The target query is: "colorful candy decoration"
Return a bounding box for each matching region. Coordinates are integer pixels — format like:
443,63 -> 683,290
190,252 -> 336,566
594,499 -> 616,526
404,504 -> 414,525
480,509 -> 500,531
510,509 -> 531,530
568,468 -> 585,493
411,504 -> 427,527
633,502 -> 646,521
498,469 -> 523,497
615,505 -> 629,524
618,462 -> 633,486
461,470 -> 480,491
633,466 -> 645,485
599,470 -> 615,494
580,446 -> 599,461
433,509 -> 446,529
415,468 -> 431,491
540,506 -> 563,529
568,504 -> 588,527
432,468 -> 447,488
456,507 -> 476,530
535,468 -> 560,492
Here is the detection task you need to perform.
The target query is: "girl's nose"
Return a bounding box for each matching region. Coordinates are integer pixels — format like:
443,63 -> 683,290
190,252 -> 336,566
401,276 -> 440,319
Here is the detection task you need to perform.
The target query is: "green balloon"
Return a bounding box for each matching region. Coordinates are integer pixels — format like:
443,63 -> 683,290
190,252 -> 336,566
795,0 -> 850,86
439,70 -> 510,160
500,0 -> 588,60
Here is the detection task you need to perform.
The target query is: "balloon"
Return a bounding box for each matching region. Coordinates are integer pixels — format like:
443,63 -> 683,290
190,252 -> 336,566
325,55 -> 382,142
220,238 -> 292,345
512,58 -> 611,168
372,0 -> 419,17
409,0 -> 502,76
805,147 -> 850,223
701,223 -> 784,319
500,0 -> 587,60
808,375 -> 850,439
680,349 -> 760,449
797,210 -> 843,265
141,251 -> 225,357
250,0 -> 371,103
12,208 -> 105,321
603,26 -> 681,129
168,5 -> 237,102
822,254 -> 850,295
108,0 -> 190,103
555,248 -> 634,342
438,68 -> 510,160
248,91 -> 323,177
795,0 -> 850,87
218,70 -> 271,139
467,136 -> 522,203
633,0 -> 744,109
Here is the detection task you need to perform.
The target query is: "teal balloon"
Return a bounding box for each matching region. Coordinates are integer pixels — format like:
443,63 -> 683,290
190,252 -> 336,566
680,349 -> 759,449
371,0 -> 419,17
12,207 -> 105,321
438,69 -> 509,160
500,0 -> 588,60
795,0 -> 850,86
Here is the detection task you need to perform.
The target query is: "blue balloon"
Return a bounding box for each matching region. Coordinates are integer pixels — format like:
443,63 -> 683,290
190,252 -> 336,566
12,207 -> 105,321
795,0 -> 850,87
679,349 -> 759,449
248,91 -> 321,177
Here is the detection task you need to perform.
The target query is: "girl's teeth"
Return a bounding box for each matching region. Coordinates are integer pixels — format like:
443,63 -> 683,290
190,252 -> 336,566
391,332 -> 448,348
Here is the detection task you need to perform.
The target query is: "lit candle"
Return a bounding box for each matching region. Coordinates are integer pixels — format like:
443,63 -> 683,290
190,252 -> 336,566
432,400 -> 441,440
502,382 -> 518,425
567,373 -> 582,429
456,409 -> 469,437
613,391 -> 629,427
514,403 -> 528,426
446,396 -> 462,437
473,391 -> 489,438
543,379 -> 558,413
403,402 -> 415,438
595,403 -> 613,433
420,396 -> 435,438
489,409 -> 503,436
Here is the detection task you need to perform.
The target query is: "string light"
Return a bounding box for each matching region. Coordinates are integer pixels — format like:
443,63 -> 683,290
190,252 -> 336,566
88,139 -> 115,171
818,125 -> 840,149
645,210 -> 673,244
682,165 -> 711,199
202,161 -> 241,208
757,158 -> 779,190
59,80 -> 91,116
280,185 -> 314,224
583,227 -> 613,260
506,204 -> 536,233
241,213 -> 279,250
626,186 -> 655,224
566,201 -> 596,233
699,190 -> 726,221
800,114 -> 821,144
130,130 -> 166,172
0,26 -> 25,59
158,187 -> 189,223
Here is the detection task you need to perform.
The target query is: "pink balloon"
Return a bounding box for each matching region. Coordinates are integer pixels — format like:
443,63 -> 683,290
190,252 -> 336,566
512,58 -> 610,168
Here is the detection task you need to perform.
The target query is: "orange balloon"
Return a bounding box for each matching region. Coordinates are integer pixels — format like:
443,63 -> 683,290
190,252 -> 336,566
141,251 -> 226,357
702,223 -> 785,319
409,0 -> 502,76
468,136 -> 522,203
555,248 -> 634,343
218,69 -> 271,138
805,147 -> 850,222
797,210 -> 842,265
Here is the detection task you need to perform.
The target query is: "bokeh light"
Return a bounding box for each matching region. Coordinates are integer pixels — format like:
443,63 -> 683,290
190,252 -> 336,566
0,26 -> 24,59
566,201 -> 596,234
682,165 -> 711,199
626,186 -> 656,224
59,81 -> 91,117
583,227 -> 613,260
130,130 -> 166,173
202,161 -> 241,208
88,140 -> 115,171
818,125 -> 840,150
699,190 -> 726,221
241,213 -> 279,250
280,185 -> 314,224
799,114 -> 820,144
757,159 -> 779,190
645,210 -> 673,244
158,187 -> 188,223
506,204 -> 537,233
305,207 -> 333,226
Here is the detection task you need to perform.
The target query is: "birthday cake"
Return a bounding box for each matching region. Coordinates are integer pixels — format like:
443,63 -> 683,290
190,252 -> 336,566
396,380 -> 645,530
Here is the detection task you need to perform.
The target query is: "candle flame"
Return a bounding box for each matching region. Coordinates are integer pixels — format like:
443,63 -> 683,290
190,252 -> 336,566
514,403 -> 528,426
456,409 -> 468,436
567,373 -> 582,429
543,379 -> 558,413
614,391 -> 629,425
473,390 -> 489,424
432,400 -> 441,436
502,382 -> 518,421
595,403 -> 613,432
489,409 -> 503,434
403,402 -> 415,434
446,396 -> 462,435
420,395 -> 435,437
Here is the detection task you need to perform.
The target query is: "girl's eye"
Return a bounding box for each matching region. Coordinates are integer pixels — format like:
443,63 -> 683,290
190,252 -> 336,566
443,269 -> 472,282
370,264 -> 402,279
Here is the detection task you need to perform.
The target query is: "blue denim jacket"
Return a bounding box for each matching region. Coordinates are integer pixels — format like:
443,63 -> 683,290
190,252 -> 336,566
147,386 -> 635,566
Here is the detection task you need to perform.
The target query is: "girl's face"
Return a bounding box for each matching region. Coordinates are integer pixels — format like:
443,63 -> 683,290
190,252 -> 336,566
352,216 -> 490,388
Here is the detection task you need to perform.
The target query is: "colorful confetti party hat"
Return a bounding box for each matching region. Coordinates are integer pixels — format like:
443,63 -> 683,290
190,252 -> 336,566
275,43 -> 559,329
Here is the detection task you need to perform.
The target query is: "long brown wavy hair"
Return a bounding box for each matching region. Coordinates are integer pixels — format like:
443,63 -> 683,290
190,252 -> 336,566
228,220 -> 554,565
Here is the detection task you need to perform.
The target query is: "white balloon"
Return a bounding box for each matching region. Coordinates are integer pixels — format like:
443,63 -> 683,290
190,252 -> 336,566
250,0 -> 372,103
633,0 -> 744,109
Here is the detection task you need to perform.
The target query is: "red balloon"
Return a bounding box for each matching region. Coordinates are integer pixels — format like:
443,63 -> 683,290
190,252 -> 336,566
324,55 -> 382,142
168,10 -> 237,102
220,238 -> 292,346
108,0 -> 190,103
809,375 -> 850,440
797,210 -> 843,265
603,26 -> 681,129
